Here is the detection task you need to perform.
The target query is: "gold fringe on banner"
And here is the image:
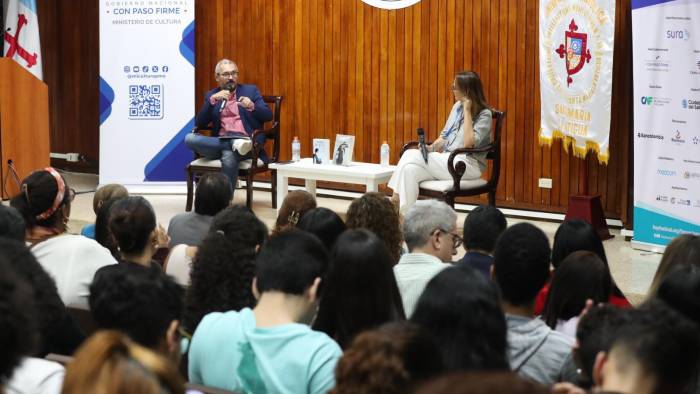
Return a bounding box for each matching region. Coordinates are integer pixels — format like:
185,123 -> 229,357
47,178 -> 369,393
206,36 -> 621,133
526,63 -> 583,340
538,129 -> 609,166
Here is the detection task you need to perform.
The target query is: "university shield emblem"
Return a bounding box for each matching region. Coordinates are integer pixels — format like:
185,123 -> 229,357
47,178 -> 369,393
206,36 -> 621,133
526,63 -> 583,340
555,19 -> 591,87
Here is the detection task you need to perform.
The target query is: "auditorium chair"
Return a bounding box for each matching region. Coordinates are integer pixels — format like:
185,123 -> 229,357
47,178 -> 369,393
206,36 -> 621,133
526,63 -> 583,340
186,95 -> 283,210
400,109 -> 505,207
66,303 -> 98,337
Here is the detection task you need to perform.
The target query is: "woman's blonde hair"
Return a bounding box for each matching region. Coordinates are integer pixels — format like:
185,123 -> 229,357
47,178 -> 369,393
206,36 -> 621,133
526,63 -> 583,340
92,184 -> 129,214
62,330 -> 184,394
648,234 -> 700,297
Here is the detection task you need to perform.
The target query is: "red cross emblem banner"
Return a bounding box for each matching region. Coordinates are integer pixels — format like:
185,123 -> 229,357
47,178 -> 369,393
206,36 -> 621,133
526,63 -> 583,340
3,0 -> 42,80
539,0 -> 616,164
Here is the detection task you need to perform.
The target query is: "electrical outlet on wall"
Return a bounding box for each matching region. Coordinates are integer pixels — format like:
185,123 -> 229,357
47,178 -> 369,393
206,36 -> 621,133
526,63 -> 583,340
538,178 -> 553,189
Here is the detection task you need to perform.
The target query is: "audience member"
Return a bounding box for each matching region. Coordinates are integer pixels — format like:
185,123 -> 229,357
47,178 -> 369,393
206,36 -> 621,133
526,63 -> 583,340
656,265 -> 700,325
493,222 -> 573,385
0,205 -> 26,241
80,183 -> 128,239
0,239 -> 84,357
62,330 -> 184,394
535,219 -> 630,314
188,230 -> 342,393
93,196 -> 122,259
455,205 -> 506,278
183,205 -> 267,332
542,251 -> 612,338
573,305 -> 630,389
413,372 -> 549,394
98,196 -> 166,275
168,172 -> 232,246
412,266 -> 509,372
331,321 -> 444,394
393,200 -> 457,317
346,192 -> 403,265
0,254 -> 66,394
313,229 -> 405,349
592,300 -> 700,394
297,207 -> 347,252
89,265 -> 184,362
647,233 -> 700,297
271,189 -> 316,235
10,167 -> 117,306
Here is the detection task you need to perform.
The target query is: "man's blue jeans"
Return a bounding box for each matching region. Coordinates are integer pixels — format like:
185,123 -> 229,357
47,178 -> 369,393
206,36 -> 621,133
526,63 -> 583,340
185,133 -> 251,187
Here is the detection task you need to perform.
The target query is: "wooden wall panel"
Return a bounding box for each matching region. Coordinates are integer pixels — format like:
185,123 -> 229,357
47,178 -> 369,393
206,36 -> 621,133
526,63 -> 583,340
36,0 -> 633,224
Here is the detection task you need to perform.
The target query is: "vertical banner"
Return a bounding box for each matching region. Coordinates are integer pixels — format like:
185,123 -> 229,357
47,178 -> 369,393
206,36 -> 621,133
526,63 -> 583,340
539,0 -> 616,164
99,1 -> 194,189
632,0 -> 700,251
3,0 -> 43,80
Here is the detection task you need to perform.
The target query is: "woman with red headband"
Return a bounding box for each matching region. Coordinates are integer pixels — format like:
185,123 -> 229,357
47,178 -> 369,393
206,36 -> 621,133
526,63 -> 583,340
10,167 -> 117,306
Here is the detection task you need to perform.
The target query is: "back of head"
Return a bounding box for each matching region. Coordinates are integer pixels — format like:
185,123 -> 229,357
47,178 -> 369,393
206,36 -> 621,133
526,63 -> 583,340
273,190 -> 317,234
89,265 -> 183,349
0,205 -> 26,242
0,256 -> 37,383
194,172 -> 233,216
0,238 -> 65,348
346,192 -> 402,264
62,330 -> 184,394
403,200 -> 457,251
297,207 -> 347,252
313,229 -> 404,348
649,234 -> 700,296
411,266 -> 508,371
656,265 -> 700,326
552,219 -> 608,269
493,222 -> 551,307
575,305 -> 630,387
542,251 -> 612,328
608,300 -> 700,394
414,372 -> 549,394
255,229 -> 327,295
10,167 -> 72,231
463,205 -> 506,253
331,321 -> 444,394
94,197 -> 123,259
184,205 -> 267,331
109,196 -> 157,255
93,184 -> 129,214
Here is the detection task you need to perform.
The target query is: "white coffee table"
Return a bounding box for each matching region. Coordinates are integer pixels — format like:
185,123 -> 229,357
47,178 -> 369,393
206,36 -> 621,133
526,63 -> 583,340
269,158 -> 396,211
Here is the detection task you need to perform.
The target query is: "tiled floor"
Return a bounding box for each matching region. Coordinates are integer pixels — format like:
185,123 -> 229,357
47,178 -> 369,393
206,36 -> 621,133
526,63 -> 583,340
55,171 -> 662,305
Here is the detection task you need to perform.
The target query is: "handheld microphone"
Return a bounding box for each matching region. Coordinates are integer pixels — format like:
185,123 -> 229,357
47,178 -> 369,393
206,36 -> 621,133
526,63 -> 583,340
219,82 -> 235,113
417,128 -> 428,164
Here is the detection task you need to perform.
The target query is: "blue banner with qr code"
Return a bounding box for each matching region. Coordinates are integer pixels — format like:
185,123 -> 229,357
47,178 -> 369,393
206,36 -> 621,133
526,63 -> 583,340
99,2 -> 195,186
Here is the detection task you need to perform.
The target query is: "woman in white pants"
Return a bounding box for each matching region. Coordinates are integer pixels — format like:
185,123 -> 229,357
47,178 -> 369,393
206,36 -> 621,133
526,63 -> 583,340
388,71 -> 493,212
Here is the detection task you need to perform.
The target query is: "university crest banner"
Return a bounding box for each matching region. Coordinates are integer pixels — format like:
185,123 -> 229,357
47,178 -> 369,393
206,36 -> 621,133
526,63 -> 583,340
539,0 -> 616,164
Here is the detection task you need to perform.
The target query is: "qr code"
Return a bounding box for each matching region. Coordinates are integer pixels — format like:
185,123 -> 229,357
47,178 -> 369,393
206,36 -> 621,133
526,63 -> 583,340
129,85 -> 163,119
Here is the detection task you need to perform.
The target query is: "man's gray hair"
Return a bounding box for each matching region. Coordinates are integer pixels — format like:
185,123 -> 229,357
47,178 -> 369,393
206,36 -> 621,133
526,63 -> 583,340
403,200 -> 457,251
215,59 -> 236,74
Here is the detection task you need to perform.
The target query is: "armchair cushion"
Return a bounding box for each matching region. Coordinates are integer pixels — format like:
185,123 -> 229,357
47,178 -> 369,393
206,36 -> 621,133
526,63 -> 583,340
420,178 -> 487,193
189,158 -> 264,169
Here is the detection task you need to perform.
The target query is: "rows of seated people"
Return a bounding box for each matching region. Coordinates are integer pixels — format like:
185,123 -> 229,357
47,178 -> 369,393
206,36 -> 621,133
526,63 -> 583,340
0,167 -> 699,394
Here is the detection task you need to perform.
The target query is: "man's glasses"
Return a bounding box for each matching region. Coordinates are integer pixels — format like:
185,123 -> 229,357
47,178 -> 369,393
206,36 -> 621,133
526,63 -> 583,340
218,71 -> 239,78
434,228 -> 463,249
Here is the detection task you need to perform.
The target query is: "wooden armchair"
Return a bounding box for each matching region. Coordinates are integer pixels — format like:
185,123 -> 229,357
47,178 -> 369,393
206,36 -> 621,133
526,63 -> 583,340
185,95 -> 283,210
400,110 -> 505,207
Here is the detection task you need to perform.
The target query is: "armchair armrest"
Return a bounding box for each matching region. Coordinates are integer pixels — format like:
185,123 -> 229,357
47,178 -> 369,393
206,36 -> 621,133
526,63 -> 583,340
249,122 -> 279,167
446,143 -> 495,191
401,141 -> 420,156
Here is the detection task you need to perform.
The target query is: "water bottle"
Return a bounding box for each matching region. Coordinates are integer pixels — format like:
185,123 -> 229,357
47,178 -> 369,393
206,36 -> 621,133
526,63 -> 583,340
292,136 -> 301,162
380,141 -> 390,167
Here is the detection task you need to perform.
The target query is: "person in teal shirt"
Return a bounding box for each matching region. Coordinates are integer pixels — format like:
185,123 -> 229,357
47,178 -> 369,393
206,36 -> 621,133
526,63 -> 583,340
188,229 -> 342,394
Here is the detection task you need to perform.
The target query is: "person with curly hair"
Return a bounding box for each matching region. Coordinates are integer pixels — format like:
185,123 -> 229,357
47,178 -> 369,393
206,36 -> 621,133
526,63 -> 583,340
313,229 -> 405,349
1,255 -> 65,394
272,190 -> 317,235
331,321 -> 444,394
0,239 -> 84,357
346,192 -> 403,265
183,205 -> 268,333
10,167 -> 117,306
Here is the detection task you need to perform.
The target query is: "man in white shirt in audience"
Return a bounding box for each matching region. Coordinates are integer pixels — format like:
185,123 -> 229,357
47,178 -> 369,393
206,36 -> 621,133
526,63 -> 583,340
393,200 -> 459,317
